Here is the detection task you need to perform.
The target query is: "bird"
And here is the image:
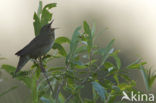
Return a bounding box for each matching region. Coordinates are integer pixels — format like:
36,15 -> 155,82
15,20 -> 55,75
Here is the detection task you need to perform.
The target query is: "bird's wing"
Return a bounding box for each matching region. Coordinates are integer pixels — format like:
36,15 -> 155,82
15,34 -> 44,56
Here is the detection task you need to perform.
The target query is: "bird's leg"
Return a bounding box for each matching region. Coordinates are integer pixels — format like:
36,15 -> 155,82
38,57 -> 45,72
38,57 -> 55,97
31,59 -> 39,67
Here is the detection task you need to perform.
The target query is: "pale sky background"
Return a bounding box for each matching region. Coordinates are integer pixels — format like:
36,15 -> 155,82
0,0 -> 156,102
0,0 -> 156,69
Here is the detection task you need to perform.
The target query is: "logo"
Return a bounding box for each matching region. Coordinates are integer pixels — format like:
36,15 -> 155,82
121,91 -> 155,102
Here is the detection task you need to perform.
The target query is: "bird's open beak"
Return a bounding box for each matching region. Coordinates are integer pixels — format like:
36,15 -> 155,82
52,27 -> 59,31
53,27 -> 59,30
49,20 -> 54,26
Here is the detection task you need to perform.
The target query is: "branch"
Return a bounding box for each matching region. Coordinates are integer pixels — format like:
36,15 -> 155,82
55,80 -> 65,103
38,57 -> 54,97
65,94 -> 73,103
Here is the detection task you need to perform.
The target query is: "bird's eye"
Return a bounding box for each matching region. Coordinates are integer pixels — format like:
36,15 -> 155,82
47,25 -> 50,28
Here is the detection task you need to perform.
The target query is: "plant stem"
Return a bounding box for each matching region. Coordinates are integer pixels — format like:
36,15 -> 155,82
88,51 -> 92,73
55,80 -> 64,103
38,57 -> 54,97
65,94 -> 73,103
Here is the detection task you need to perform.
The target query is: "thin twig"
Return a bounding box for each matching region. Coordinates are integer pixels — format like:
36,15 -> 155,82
88,51 -> 92,73
38,57 -> 54,96
55,80 -> 65,103
65,94 -> 73,103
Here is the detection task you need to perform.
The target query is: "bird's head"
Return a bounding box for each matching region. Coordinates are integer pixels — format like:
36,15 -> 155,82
40,20 -> 56,35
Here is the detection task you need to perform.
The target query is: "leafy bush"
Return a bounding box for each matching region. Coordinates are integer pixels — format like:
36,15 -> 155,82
0,1 -> 156,103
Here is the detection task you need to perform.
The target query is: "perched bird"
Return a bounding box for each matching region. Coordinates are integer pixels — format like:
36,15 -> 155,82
15,20 -> 55,75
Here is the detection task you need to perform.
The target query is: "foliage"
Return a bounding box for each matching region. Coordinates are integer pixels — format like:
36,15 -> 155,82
0,1 -> 156,103
0,58 -> 17,97
0,86 -> 17,97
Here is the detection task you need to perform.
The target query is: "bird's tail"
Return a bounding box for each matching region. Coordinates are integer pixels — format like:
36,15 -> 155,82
15,55 -> 30,76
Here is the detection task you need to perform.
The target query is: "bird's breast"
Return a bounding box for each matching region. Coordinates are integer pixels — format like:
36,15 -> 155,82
29,34 -> 55,58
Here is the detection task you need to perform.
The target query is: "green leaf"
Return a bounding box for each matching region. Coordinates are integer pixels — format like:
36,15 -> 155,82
70,26 -> 81,52
55,37 -> 70,44
75,65 -> 87,69
113,74 -> 119,85
128,62 -> 146,69
149,75 -> 156,88
33,1 -> 43,36
83,21 -> 92,52
40,96 -> 51,103
119,74 -> 131,82
86,59 -> 97,66
44,3 -> 57,10
112,86 -> 120,92
75,46 -> 87,53
99,39 -> 115,65
146,68 -> 156,89
140,66 -> 151,91
37,1 -> 42,17
1,64 -> 16,74
111,50 -> 121,69
17,76 -> 32,88
16,70 -> 31,77
104,62 -> 114,70
91,23 -> 96,37
66,26 -> 81,64
127,58 -> 146,69
58,93 -> 65,103
0,86 -> 17,97
92,86 -> 99,102
128,58 -> 141,65
118,82 -> 135,90
83,21 -> 91,34
1,65 -> 32,88
53,43 -> 67,56
33,12 -> 41,36
33,2 -> 56,36
32,71 -> 39,103
84,99 -> 94,103
92,81 -> 106,101
41,3 -> 56,26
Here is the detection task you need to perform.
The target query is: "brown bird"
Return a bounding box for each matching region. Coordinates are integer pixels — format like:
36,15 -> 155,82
15,20 -> 55,75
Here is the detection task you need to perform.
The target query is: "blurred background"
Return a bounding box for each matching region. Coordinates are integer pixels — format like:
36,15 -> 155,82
0,0 -> 156,103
